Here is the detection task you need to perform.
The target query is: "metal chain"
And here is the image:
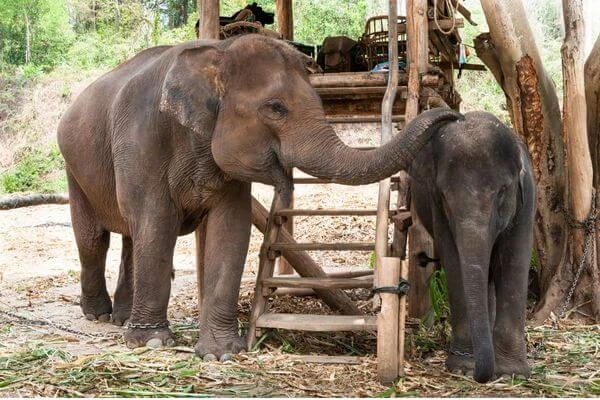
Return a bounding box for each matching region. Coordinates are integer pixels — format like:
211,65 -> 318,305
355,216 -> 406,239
127,321 -> 170,329
449,349 -> 472,357
559,193 -> 598,318
0,308 -> 121,339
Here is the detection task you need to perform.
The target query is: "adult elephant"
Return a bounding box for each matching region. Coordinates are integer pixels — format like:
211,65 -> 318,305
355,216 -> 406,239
409,111 -> 534,382
57,35 -> 462,359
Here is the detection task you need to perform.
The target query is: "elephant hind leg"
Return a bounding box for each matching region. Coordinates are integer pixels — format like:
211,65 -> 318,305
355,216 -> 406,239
67,169 -> 112,321
112,236 -> 133,326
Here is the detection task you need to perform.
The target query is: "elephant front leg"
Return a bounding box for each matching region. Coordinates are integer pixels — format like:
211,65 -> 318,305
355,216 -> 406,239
491,224 -> 532,378
123,211 -> 178,349
432,217 -> 474,375
194,183 -> 251,360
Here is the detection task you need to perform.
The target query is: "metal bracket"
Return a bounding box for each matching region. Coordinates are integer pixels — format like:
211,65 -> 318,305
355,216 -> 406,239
372,279 -> 410,296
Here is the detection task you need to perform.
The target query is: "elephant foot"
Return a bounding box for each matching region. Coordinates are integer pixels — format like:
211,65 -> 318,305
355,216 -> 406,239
494,355 -> 530,379
111,306 -> 131,326
81,293 -> 112,322
194,326 -> 246,361
124,327 -> 175,349
446,349 -> 475,376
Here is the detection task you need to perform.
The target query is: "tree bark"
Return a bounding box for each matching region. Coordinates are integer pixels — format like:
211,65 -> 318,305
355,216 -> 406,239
406,0 -> 434,319
475,0 -> 570,324
585,32 -> 600,321
197,0 -> 220,40
560,0 -> 598,321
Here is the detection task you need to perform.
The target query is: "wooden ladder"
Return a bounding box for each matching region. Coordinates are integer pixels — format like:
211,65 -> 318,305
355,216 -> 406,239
247,172 -> 412,382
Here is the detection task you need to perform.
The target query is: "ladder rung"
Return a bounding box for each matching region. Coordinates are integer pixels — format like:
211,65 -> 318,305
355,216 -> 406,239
275,209 -> 385,216
263,276 -> 373,289
293,176 -> 402,184
255,313 -> 377,332
270,242 -> 375,252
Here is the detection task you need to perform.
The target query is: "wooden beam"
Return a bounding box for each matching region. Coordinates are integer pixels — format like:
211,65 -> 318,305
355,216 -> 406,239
255,313 -> 377,331
276,0 -> 293,40
198,0 -> 219,40
263,276 -> 373,289
270,242 -> 375,252
406,0 -> 434,320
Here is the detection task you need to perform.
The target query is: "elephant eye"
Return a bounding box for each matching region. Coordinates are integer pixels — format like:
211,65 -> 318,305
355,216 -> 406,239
260,99 -> 288,121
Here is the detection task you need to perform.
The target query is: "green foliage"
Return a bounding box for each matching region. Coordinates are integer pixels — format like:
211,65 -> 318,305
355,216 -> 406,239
294,0 -> 368,45
423,269 -> 450,325
1,145 -> 66,193
0,0 -> 74,69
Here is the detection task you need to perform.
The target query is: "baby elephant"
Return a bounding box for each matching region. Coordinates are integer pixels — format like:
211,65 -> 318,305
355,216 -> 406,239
409,111 -> 535,383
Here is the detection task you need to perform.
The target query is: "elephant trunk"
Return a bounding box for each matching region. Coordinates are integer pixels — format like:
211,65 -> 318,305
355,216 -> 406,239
456,227 -> 495,383
283,107 -> 463,185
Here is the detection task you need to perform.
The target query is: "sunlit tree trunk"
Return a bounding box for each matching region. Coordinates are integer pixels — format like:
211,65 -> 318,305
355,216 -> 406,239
585,33 -> 600,320
561,0 -> 598,322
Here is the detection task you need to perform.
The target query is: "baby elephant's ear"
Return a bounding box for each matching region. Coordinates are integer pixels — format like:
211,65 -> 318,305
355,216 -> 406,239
159,46 -> 223,135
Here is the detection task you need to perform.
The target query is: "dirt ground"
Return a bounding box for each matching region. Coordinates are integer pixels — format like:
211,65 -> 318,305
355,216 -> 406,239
0,125 -> 599,397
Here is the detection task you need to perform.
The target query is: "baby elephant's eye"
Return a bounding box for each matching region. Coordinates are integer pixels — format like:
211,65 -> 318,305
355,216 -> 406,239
260,99 -> 288,120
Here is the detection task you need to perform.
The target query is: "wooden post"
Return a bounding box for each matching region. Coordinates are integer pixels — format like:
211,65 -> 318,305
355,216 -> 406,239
194,0 -> 219,312
374,0 -> 400,310
275,0 -> 294,275
398,258 -> 409,375
276,0 -> 293,40
405,0 -> 433,319
197,0 -> 220,40
275,0 -> 294,274
377,257 -> 400,383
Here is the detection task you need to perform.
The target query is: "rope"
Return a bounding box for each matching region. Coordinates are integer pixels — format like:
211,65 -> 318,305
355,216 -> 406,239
433,0 -> 458,35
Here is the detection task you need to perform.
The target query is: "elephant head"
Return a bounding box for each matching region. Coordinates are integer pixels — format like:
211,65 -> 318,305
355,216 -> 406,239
431,111 -> 533,382
160,35 -> 463,203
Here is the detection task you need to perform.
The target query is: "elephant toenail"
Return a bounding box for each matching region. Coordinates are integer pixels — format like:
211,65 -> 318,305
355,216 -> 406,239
166,338 -> 175,346
203,354 -> 217,362
98,314 -> 111,322
146,338 -> 163,348
219,354 -> 232,362
126,340 -> 138,349
85,313 -> 96,321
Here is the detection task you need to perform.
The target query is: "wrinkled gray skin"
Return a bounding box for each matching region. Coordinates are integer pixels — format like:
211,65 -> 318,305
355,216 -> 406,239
57,34 -> 463,359
409,111 -> 535,383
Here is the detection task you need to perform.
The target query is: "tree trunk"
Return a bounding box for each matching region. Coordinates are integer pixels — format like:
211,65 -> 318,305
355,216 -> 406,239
560,0 -> 598,322
474,0 -> 570,324
584,29 -> 600,321
182,0 -> 189,26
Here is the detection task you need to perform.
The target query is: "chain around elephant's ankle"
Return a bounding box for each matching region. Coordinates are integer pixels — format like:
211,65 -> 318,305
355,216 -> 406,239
449,349 -> 473,357
127,320 -> 170,329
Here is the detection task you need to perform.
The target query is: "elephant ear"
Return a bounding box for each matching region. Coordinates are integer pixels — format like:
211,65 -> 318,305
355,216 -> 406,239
159,46 -> 223,135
